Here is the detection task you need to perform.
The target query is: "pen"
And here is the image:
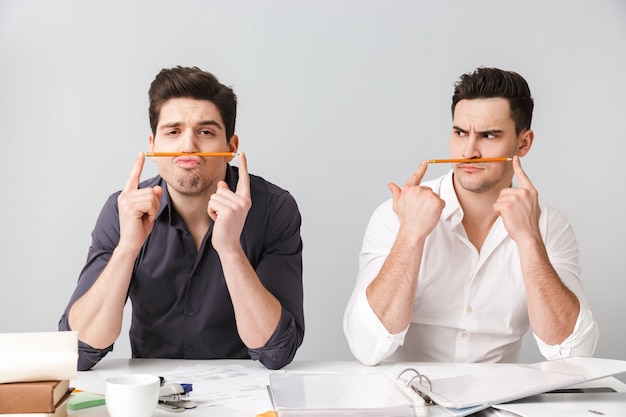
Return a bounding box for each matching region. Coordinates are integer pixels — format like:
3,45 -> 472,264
145,152 -> 239,157
427,157 -> 512,163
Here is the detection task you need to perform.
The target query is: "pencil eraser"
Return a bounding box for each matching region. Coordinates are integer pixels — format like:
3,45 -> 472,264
67,391 -> 106,410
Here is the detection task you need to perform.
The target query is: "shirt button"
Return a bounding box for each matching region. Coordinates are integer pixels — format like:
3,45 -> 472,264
466,306 -> 473,313
187,310 -> 194,316
460,331 -> 468,338
187,345 -> 194,351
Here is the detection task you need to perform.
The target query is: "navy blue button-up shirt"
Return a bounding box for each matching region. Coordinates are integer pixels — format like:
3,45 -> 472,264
59,165 -> 304,370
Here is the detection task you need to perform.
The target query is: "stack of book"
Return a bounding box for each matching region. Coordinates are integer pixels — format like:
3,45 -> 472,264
0,332 -> 78,417
0,380 -> 72,417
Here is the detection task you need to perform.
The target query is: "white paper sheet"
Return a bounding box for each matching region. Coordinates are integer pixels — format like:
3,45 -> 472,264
158,364 -> 273,412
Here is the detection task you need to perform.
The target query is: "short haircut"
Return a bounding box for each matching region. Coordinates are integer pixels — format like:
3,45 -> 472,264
148,66 -> 237,142
451,67 -> 534,135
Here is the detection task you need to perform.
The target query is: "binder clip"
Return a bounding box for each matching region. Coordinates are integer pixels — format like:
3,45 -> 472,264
158,382 -> 198,412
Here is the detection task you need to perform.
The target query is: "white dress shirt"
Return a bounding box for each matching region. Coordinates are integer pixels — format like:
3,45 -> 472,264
343,170 -> 598,366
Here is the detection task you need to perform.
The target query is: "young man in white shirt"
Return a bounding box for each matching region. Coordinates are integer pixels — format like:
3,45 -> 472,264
343,67 -> 598,366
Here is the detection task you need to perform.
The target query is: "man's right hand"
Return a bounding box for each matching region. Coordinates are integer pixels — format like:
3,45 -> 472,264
387,160 -> 445,240
117,152 -> 163,252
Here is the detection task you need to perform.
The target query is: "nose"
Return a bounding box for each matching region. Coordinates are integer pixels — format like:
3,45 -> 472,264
180,129 -> 199,152
462,133 -> 480,159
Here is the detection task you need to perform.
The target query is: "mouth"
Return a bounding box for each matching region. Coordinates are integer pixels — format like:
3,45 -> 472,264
457,163 -> 484,172
174,156 -> 202,168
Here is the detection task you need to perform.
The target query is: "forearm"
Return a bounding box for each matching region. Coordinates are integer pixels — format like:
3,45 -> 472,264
68,246 -> 137,349
366,231 -> 425,334
518,238 -> 580,344
219,247 -> 282,349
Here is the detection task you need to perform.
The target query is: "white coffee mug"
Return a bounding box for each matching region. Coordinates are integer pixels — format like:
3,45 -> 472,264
105,374 -> 160,417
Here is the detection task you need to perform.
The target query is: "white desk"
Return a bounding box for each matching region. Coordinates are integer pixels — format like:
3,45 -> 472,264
70,358 -> 626,417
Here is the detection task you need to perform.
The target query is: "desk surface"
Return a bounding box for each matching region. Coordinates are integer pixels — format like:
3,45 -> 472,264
71,359 -> 626,417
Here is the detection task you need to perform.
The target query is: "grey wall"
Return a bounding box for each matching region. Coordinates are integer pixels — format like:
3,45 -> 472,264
1,0 -> 625,366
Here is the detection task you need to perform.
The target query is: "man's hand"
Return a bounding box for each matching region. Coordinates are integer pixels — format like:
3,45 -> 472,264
208,152 -> 252,253
388,160 -> 445,240
493,155 -> 541,243
117,152 -> 163,252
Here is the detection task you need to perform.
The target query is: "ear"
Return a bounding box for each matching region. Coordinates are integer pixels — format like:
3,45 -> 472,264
516,129 -> 534,157
148,135 -> 157,162
226,134 -> 239,163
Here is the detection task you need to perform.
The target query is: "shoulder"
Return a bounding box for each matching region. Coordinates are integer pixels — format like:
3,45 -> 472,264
232,166 -> 296,201
538,201 -> 577,242
138,175 -> 163,189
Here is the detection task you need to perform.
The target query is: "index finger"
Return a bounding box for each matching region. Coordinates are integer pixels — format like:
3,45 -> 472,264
235,152 -> 250,199
512,155 -> 533,190
405,160 -> 429,187
123,151 -> 145,193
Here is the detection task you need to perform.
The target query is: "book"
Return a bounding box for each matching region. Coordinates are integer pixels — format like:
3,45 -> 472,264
0,332 -> 78,384
0,393 -> 70,417
0,380 -> 71,413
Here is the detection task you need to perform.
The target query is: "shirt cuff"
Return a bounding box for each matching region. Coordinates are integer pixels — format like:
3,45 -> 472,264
535,304 -> 599,359
248,307 -> 302,370
345,291 -> 407,366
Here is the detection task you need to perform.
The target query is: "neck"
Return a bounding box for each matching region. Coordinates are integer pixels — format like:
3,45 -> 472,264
453,176 -> 510,251
167,185 -> 214,227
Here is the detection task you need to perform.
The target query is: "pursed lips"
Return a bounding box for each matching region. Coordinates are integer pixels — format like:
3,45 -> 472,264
174,156 -> 202,168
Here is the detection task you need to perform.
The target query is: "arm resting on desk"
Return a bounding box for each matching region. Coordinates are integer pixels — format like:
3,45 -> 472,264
249,307 -> 303,370
58,318 -> 113,371
535,304 -> 598,360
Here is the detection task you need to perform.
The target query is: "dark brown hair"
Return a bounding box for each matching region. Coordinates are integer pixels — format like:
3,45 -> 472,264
148,66 -> 237,142
451,67 -> 534,135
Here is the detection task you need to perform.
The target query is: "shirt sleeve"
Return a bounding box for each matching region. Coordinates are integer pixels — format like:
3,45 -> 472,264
535,303 -> 599,359
344,291 -> 407,366
343,200 -> 407,366
533,204 -> 599,359
246,190 -> 304,370
58,193 -> 121,370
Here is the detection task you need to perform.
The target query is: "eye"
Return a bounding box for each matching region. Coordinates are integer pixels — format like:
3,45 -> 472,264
454,129 -> 467,137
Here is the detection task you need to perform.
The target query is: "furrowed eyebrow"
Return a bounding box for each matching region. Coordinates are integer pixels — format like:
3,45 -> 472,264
158,120 -> 224,130
452,126 -> 503,136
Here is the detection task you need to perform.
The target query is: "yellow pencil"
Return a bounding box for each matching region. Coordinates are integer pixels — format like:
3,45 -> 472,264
145,152 -> 239,157
427,157 -> 512,163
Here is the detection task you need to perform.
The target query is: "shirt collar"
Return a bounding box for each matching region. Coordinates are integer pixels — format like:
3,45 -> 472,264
440,170 -> 463,222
